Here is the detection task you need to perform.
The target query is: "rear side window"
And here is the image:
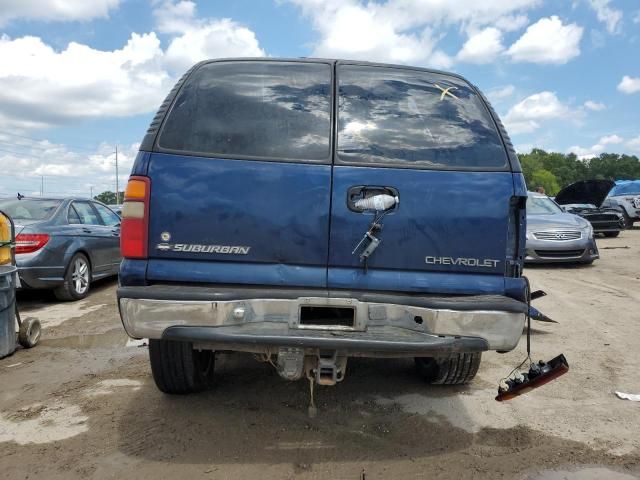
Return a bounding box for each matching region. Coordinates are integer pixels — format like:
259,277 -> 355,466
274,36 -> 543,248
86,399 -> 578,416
158,61 -> 332,162
93,203 -> 120,226
337,65 -> 508,169
72,202 -> 102,225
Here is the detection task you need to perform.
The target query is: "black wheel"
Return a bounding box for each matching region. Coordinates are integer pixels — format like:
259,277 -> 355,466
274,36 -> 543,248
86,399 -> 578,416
621,211 -> 631,229
54,253 -> 91,301
149,339 -> 215,394
415,352 -> 482,385
18,318 -> 41,348
603,231 -> 620,238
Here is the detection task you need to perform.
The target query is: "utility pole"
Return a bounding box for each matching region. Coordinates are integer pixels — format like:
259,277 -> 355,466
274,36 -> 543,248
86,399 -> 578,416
41,176 -> 44,196
115,145 -> 119,204
90,185 -> 93,199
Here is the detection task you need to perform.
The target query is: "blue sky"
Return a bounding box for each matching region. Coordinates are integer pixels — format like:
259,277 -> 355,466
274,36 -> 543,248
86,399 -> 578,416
0,0 -> 639,197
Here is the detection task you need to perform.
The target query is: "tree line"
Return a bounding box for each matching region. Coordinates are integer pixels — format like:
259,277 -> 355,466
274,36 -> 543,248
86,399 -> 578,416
93,191 -> 124,204
520,149 -> 640,196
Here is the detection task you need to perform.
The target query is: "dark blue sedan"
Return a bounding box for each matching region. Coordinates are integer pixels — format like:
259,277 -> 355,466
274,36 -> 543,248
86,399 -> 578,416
0,197 -> 121,300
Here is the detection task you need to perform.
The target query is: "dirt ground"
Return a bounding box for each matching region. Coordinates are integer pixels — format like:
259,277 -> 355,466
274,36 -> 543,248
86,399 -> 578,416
1,231 -> 640,479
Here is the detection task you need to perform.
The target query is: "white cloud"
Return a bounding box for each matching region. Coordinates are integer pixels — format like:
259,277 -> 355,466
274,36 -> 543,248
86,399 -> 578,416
493,14 -> 530,32
164,19 -> 265,72
507,16 -> 583,64
617,75 -> 640,94
584,100 -> 606,111
154,0 -> 265,72
504,91 -> 572,134
587,0 -> 623,34
293,3 -> 451,68
568,134 -> 624,160
153,0 -> 197,34
0,32 -> 171,129
486,85 -> 516,103
567,145 -> 602,160
287,0 -> 540,67
0,133 -> 138,197
0,0 -> 120,26
627,136 -> 640,152
0,0 -> 267,130
634,11 -> 640,24
600,134 -> 623,145
456,28 -> 504,64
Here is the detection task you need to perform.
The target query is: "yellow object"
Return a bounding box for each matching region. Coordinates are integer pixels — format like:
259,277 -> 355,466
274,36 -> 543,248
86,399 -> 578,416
434,83 -> 458,101
125,179 -> 147,200
0,212 -> 12,265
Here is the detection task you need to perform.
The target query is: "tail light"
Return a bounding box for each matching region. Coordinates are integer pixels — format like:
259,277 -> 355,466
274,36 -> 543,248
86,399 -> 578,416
120,176 -> 150,259
0,211 -> 12,264
15,233 -> 50,254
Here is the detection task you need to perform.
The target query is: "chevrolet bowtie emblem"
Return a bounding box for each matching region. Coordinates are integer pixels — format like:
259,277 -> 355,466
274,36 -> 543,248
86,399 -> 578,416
434,84 -> 458,101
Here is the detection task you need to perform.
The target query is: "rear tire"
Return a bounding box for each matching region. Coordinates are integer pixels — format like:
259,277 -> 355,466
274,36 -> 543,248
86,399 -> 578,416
415,352 -> 482,385
603,231 -> 620,238
54,253 -> 91,301
149,339 -> 215,394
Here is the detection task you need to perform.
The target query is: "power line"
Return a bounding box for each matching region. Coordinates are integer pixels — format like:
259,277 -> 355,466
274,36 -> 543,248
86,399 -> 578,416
0,146 -> 44,160
0,130 -> 99,152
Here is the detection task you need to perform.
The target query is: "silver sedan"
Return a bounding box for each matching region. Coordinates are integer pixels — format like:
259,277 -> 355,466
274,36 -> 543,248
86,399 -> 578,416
525,192 -> 599,264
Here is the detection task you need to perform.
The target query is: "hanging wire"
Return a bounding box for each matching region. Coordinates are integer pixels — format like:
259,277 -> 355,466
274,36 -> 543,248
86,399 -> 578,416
499,275 -> 534,385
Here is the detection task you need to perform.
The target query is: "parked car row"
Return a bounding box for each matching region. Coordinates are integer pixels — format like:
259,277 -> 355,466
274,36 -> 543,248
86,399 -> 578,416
0,197 -> 121,300
526,179 -> 638,265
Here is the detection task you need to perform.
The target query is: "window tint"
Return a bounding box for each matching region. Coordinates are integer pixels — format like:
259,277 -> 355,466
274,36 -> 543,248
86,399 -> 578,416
158,61 -> 332,161
73,202 -> 102,225
337,66 -> 508,169
68,205 -> 82,224
0,199 -> 61,220
93,203 -> 120,226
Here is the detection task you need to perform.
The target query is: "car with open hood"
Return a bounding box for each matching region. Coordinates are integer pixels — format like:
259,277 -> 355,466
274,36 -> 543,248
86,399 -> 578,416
554,180 -> 624,237
605,180 -> 640,227
525,192 -> 598,264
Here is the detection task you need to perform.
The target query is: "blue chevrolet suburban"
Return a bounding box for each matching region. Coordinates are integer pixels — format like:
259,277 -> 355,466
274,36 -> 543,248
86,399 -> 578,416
118,58 -> 528,394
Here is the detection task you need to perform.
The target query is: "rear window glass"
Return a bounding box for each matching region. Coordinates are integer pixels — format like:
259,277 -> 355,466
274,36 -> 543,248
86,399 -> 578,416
337,65 -> 507,169
0,199 -> 61,220
158,61 -> 332,161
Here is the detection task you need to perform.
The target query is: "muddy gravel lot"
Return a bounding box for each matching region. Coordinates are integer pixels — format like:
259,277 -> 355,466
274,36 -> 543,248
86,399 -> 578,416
1,231 -> 640,479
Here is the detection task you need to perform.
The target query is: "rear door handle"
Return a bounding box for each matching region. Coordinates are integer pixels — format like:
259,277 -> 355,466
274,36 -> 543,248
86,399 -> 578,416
111,229 -> 120,236
82,228 -> 93,234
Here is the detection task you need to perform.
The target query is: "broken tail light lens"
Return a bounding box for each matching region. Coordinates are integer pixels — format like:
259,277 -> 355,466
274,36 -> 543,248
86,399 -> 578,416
120,176 -> 150,259
15,233 -> 50,254
496,354 -> 569,402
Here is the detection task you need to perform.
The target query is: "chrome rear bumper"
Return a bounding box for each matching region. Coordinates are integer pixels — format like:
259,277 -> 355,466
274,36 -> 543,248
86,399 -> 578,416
118,287 -> 526,355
